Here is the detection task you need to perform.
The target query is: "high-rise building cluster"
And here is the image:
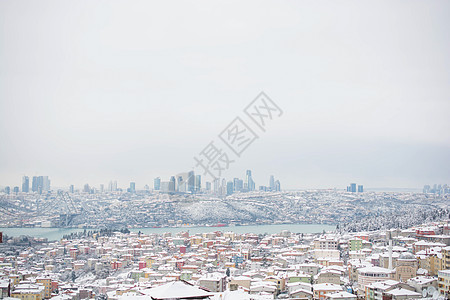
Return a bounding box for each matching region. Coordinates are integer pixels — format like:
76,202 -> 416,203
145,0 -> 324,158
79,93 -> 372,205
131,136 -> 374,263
347,182 -> 363,193
423,184 -> 449,195
258,174 -> 281,192
127,182 -> 136,193
108,180 -> 118,192
3,172 -> 281,196
31,176 -> 51,193
3,175 -> 51,195
153,170 -> 281,196
155,171 -> 199,194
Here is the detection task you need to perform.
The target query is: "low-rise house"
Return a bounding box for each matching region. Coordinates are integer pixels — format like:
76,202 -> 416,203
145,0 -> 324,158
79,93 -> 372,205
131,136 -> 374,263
316,270 -> 340,285
384,287 -> 422,299
290,288 -> 313,299
313,283 -> 342,300
325,291 -> 357,300
264,275 -> 285,293
0,279 -> 11,298
287,271 -> 312,284
198,273 -> 227,293
249,280 -> 277,295
228,275 -> 251,290
143,280 -> 212,299
365,280 -> 415,300
11,283 -> 45,300
406,276 -> 437,294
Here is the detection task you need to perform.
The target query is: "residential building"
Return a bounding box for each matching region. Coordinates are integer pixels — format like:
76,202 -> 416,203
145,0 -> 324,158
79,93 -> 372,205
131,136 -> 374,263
313,283 -> 342,300
357,267 -> 394,297
198,273 -> 227,292
438,269 -> 450,297
348,238 -> 363,251
325,291 -> 356,300
11,283 -> 45,300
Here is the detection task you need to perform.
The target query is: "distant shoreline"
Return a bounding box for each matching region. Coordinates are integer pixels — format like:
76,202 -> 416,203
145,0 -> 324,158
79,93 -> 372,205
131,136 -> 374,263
0,223 -> 337,240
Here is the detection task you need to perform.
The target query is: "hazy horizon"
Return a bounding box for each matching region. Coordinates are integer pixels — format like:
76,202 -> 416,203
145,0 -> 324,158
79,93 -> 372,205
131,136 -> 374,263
1,0 -> 449,190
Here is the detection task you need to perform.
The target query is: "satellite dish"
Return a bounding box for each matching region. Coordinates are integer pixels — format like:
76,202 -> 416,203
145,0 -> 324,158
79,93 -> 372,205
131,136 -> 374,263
432,290 -> 439,299
428,286 -> 436,296
422,289 -> 427,297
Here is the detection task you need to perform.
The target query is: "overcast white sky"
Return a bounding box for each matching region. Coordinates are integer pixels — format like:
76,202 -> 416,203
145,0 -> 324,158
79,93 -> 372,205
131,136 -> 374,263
1,0 -> 449,190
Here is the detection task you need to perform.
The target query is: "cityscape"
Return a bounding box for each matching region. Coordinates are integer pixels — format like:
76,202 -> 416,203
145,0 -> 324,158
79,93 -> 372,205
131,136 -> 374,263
5,173 -> 450,199
6,170 -> 447,200
2,170 -> 282,196
1,0 -> 450,299
1,174 -> 450,299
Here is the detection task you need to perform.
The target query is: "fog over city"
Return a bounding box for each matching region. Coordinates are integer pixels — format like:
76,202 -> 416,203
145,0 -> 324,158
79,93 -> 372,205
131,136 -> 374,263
3,2 -> 450,300
1,1 -> 449,189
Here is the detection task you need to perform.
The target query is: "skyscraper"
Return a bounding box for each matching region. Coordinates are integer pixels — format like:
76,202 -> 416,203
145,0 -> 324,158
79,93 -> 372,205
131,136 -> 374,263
358,185 -> 364,193
213,178 -> 220,194
195,175 -> 201,192
22,176 -> 29,193
177,175 -> 186,192
129,182 -> 136,193
275,180 -> 281,192
69,185 -> 74,193
233,178 -> 243,192
187,171 -> 195,193
31,176 -> 51,193
169,176 -> 176,192
32,176 -> 38,192
350,183 -> 356,193
269,175 -> 275,191
226,181 -> 234,195
221,178 -> 227,196
154,177 -> 161,190
245,170 -> 255,191
42,176 -> 50,191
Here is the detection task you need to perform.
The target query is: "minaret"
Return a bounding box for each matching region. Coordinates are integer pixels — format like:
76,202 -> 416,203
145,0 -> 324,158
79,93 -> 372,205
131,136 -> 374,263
388,231 -> 393,270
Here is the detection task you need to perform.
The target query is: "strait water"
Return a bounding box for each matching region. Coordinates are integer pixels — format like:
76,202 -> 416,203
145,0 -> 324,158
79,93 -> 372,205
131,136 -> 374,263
0,224 -> 335,241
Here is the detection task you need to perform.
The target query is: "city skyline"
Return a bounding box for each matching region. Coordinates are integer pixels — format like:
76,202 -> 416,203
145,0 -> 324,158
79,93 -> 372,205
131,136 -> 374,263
2,170 -> 285,194
1,1 -> 450,299
4,172 -> 449,195
3,172 -> 449,193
